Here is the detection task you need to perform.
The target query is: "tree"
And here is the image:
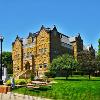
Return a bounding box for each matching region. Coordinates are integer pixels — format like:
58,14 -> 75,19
98,39 -> 100,57
50,54 -> 78,79
45,71 -> 56,78
96,39 -> 100,61
2,52 -> 13,74
93,57 -> 100,76
77,50 -> 96,79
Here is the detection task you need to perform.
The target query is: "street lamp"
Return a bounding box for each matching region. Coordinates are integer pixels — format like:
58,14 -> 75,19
0,35 -> 4,85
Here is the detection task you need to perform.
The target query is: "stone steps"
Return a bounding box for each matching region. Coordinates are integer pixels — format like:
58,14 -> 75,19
14,70 -> 31,79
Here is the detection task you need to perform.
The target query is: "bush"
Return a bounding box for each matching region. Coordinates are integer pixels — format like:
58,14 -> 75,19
6,79 -> 27,86
30,74 -> 35,81
6,80 -> 11,86
27,79 -> 31,83
15,79 -> 27,85
45,71 -> 56,78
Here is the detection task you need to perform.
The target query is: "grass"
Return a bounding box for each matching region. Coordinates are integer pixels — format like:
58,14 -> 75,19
12,75 -> 100,100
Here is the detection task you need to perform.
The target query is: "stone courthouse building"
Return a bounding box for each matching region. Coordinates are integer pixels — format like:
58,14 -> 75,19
12,25 -> 95,78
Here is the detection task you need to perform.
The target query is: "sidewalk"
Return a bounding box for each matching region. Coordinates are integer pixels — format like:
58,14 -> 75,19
0,92 -> 51,100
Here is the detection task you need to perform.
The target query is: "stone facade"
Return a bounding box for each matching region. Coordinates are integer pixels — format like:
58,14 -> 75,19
12,36 -> 23,74
69,33 -> 83,59
12,25 -> 94,78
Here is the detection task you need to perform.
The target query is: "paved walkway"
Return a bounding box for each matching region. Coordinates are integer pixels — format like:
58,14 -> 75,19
0,92 -> 51,100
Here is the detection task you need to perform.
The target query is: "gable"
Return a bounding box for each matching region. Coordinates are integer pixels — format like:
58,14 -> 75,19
37,29 -> 50,44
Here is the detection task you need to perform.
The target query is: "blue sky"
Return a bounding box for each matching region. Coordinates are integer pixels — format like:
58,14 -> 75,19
0,0 -> 100,51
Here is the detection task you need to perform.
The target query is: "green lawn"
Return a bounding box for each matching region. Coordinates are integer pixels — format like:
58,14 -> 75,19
12,76 -> 100,100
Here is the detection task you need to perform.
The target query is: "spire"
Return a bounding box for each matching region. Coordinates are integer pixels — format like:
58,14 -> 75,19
28,32 -> 33,38
15,35 -> 22,42
89,44 -> 93,51
77,33 -> 82,40
53,25 -> 57,31
40,25 -> 45,30
78,33 -> 80,37
16,35 -> 19,39
90,44 -> 93,49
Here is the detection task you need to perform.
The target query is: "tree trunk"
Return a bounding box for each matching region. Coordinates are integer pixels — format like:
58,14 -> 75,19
70,70 -> 72,77
66,73 -> 69,80
66,76 -> 68,80
89,73 -> 91,80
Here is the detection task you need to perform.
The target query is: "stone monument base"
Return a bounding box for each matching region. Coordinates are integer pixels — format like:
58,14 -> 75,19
0,85 -> 11,94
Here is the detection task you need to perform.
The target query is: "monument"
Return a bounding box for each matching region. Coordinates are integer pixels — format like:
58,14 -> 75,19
2,66 -> 8,82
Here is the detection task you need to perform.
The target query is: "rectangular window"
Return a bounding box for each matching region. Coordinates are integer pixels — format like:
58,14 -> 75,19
39,48 -> 47,54
44,48 -> 47,52
44,63 -> 47,68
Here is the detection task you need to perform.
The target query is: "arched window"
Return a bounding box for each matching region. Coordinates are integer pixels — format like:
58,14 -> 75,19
25,61 -> 30,70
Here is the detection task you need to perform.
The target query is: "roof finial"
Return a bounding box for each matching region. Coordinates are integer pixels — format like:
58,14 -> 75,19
78,33 -> 80,36
16,35 -> 19,39
90,44 -> 93,48
53,25 -> 57,31
40,25 -> 45,30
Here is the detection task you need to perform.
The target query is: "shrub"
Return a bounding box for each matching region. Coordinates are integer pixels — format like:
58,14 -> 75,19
6,79 -> 27,86
45,71 -> 56,78
15,79 -> 27,85
27,79 -> 31,83
6,80 -> 11,86
30,74 -> 35,81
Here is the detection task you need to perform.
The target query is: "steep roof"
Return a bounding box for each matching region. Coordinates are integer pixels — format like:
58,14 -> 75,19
69,36 -> 76,42
12,35 -> 23,46
69,33 -> 82,43
83,44 -> 94,51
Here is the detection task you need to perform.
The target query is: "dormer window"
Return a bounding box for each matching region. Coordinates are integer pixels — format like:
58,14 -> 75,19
60,34 -> 62,38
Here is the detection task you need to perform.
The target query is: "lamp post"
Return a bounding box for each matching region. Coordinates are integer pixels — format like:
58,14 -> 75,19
0,35 -> 4,85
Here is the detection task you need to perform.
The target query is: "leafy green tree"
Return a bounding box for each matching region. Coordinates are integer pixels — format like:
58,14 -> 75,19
2,52 -> 13,74
97,38 -> 100,61
98,39 -> 100,57
50,54 -> 78,79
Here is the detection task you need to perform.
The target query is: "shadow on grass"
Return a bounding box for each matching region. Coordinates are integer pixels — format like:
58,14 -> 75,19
12,87 -> 52,95
67,79 -> 100,81
28,86 -> 52,92
55,78 -> 100,81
